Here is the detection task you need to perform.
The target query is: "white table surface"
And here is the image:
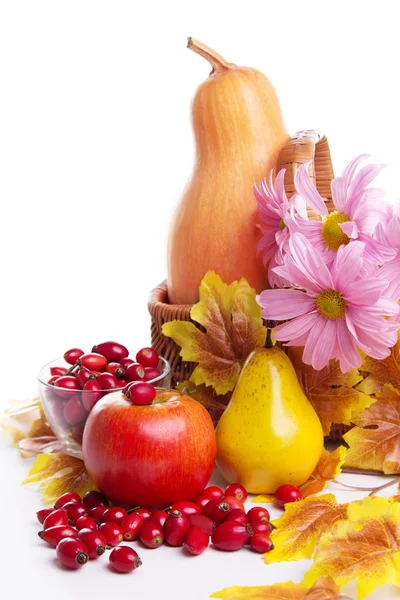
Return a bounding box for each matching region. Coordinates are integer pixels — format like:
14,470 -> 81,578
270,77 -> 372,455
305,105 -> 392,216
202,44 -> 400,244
1,423 -> 400,600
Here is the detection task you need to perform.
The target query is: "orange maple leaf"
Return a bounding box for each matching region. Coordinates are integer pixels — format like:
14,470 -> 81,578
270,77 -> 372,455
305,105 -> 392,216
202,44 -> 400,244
287,348 -> 374,436
210,576 -> 343,599
162,271 -> 266,394
264,494 -> 348,563
344,383 -> 400,473
299,447 -> 347,498
357,337 -> 400,396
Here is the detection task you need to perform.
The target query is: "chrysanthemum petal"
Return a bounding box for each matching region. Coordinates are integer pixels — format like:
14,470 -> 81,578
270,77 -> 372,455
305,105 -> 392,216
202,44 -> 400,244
342,154 -> 370,183
311,318 -> 337,370
331,176 -> 348,213
335,319 -> 362,372
302,315 -> 331,369
339,221 -> 358,239
289,233 -> 334,290
257,289 -> 315,320
273,311 -> 319,341
294,163 -> 328,216
344,279 -> 388,304
332,241 -> 364,291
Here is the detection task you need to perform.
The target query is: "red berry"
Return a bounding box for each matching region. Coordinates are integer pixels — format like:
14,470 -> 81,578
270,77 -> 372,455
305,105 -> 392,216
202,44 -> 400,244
139,521 -> 164,549
106,362 -> 126,379
75,516 -> 97,531
124,381 -> 156,405
183,526 -> 209,555
117,379 -> 128,388
63,396 -> 86,425
225,483 -> 248,503
170,501 -> 201,516
48,375 -> 61,385
40,525 -> 78,547
43,508 -> 68,530
101,506 -> 128,524
223,495 -> 245,513
250,520 -> 272,535
98,522 -> 124,547
76,367 -> 93,388
120,513 -> 144,541
224,509 -> 248,525
134,508 -> 152,521
120,357 -> 134,370
211,521 -> 251,551
143,367 -> 161,382
247,507 -> 271,523
89,506 -> 109,523
97,372 -> 118,390
275,484 -> 303,508
50,366 -> 68,377
36,508 -> 54,524
83,490 -> 109,509
136,347 -> 159,368
125,363 -> 145,382
149,510 -> 168,529
202,498 -> 231,522
109,546 -> 142,573
54,491 -> 81,509
56,537 -> 88,569
187,513 -> 214,535
82,379 -> 103,411
163,510 -> 190,547
79,353 -> 107,371
77,528 -> 107,559
64,348 -> 84,365
63,502 -> 88,524
194,495 -> 211,511
202,486 -> 224,500
250,533 -> 274,553
92,341 -> 129,363
54,375 -> 79,397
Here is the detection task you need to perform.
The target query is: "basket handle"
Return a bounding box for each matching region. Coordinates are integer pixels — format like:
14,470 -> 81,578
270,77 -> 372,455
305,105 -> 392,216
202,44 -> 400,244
276,130 -> 335,216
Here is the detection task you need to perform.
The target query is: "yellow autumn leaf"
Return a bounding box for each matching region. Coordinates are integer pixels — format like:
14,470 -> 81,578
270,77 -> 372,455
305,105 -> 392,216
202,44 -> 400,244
211,577 -> 343,599
162,271 -> 266,395
1,423 -> 26,447
22,452 -> 97,505
303,496 -> 400,600
264,494 -> 348,563
299,447 -> 347,498
252,493 -> 275,504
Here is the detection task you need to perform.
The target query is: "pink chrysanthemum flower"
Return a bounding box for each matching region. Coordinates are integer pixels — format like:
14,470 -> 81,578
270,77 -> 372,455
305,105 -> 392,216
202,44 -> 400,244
255,169 -> 307,287
293,155 -> 394,264
257,233 -> 399,373
375,207 -> 400,301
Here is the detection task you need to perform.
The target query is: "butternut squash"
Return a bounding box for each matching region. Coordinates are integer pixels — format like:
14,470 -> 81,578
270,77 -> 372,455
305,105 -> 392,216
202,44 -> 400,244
167,38 -> 288,305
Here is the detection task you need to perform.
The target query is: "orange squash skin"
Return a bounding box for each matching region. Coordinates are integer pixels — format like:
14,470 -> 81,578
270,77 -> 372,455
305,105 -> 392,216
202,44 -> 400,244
167,43 -> 288,305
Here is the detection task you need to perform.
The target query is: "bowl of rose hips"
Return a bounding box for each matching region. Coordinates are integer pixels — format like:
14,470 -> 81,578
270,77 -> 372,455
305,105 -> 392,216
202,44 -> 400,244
37,341 -> 171,459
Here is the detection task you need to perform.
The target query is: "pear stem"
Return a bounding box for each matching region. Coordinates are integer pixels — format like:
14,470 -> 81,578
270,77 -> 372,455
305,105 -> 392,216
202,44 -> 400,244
187,37 -> 235,75
265,321 -> 275,349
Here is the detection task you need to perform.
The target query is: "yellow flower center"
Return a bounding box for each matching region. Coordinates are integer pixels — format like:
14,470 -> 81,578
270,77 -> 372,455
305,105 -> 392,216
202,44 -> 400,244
315,290 -> 346,320
279,219 -> 286,231
321,211 -> 351,251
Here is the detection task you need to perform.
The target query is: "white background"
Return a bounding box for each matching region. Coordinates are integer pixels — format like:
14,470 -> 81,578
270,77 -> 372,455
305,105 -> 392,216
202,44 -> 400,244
0,1 -> 400,598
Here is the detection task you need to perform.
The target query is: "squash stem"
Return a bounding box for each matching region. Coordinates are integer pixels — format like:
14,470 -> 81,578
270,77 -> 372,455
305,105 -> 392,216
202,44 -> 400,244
187,37 -> 235,75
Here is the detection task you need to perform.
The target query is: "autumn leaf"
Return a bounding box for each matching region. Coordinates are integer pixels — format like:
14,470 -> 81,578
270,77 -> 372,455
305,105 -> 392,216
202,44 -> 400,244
288,348 -> 374,436
304,496 -> 400,600
264,494 -> 348,563
177,380 -> 230,412
344,384 -> 400,473
252,493 -> 275,504
210,577 -> 343,600
1,423 -> 26,447
357,336 -> 400,396
22,452 -> 97,505
299,447 -> 347,498
162,271 -> 266,395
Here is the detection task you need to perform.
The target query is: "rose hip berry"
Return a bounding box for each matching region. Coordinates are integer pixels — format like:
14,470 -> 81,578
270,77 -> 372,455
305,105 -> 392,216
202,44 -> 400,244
139,521 -> 164,549
275,484 -> 303,507
125,363 -> 145,382
50,366 -> 68,377
97,372 -> 118,390
223,495 -> 245,513
163,510 -> 190,547
64,348 -> 84,365
136,347 -> 159,368
120,357 -> 134,370
43,508 -> 68,530
75,516 -> 97,531
250,520 -> 272,535
36,508 -> 55,524
56,537 -> 89,569
63,396 -> 86,426
202,498 -> 231,522
225,483 -> 248,503
187,514 -> 214,536
77,528 -> 107,559
247,507 -> 271,523
184,526 -> 209,555
143,367 -> 161,381
40,525 -> 78,547
211,521 -> 252,551
224,509 -> 248,525
54,376 -> 80,397
92,341 -> 129,363
202,486 -> 224,500
106,362 -> 126,379
124,381 -> 156,405
76,367 -> 93,388
101,506 -> 128,524
89,506 -> 109,522
82,379 -> 103,411
120,513 -> 144,541
83,490 -> 109,509
250,533 -> 274,553
149,510 -> 169,529
134,508 -> 152,521
98,522 -> 124,547
194,495 -> 211,511
78,353 -> 107,371
63,502 -> 88,524
109,546 -> 142,573
171,501 -> 201,516
54,491 -> 81,509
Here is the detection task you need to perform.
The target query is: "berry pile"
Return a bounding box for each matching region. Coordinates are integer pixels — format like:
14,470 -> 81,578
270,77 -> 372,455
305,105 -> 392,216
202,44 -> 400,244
43,341 -> 161,443
36,482 -> 286,572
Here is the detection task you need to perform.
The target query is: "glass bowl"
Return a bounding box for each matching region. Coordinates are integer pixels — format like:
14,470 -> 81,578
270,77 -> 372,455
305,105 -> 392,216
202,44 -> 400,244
37,355 -> 171,459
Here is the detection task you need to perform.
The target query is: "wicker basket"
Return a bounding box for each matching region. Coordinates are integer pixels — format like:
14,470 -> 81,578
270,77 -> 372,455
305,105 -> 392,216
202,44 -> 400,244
148,130 -> 348,439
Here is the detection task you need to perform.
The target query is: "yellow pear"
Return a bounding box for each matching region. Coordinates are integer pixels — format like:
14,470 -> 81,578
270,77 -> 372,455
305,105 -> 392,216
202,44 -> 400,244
216,346 -> 323,494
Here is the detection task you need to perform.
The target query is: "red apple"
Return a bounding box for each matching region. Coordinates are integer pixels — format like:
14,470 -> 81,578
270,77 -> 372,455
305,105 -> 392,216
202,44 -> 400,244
82,389 -> 216,509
